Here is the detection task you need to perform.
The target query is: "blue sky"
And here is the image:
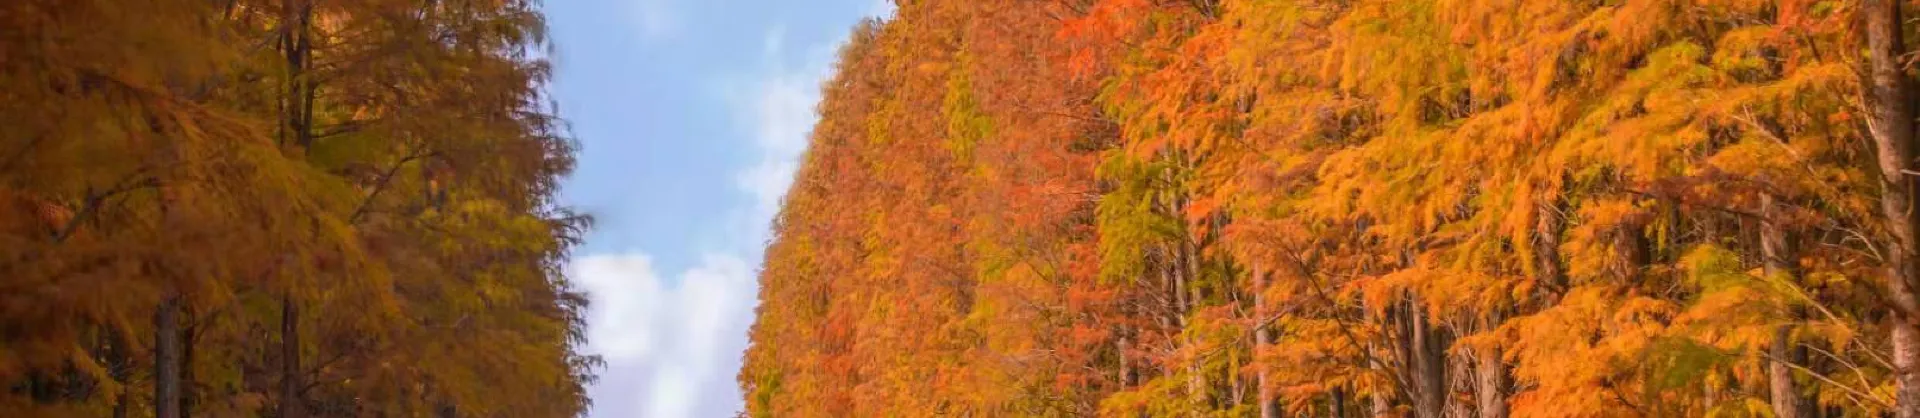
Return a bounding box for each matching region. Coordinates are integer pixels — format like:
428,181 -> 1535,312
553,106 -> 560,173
543,0 -> 891,416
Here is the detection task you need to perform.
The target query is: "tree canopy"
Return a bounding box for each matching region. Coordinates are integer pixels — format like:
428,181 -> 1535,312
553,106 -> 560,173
741,0 -> 1920,417
1,0 -> 595,416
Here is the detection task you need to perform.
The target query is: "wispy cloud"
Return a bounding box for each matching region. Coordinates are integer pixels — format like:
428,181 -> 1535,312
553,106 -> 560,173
732,27 -> 838,221
574,4 -> 896,418
628,0 -> 682,41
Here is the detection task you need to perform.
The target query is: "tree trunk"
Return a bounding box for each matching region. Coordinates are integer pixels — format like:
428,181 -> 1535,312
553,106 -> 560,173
1474,342 -> 1509,418
281,0 -> 314,150
1407,297 -> 1447,418
182,321 -> 197,418
1389,291 -> 1449,418
1534,189 -> 1567,294
1446,353 -> 1473,418
1767,325 -> 1812,418
281,294 -> 304,418
1253,265 -> 1280,418
155,296 -> 182,418
1330,385 -> 1347,418
1176,239 -> 1208,410
1762,194 -> 1814,418
278,0 -> 314,413
1863,0 -> 1920,416
1371,388 -> 1391,418
110,327 -> 130,418
1118,333 -> 1135,387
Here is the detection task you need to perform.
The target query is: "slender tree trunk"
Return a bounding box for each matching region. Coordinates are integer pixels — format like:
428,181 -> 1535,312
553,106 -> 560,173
182,321 -> 198,418
281,0 -> 314,150
1118,333 -> 1134,387
278,0 -> 314,414
1330,384 -> 1347,418
1535,189 -> 1567,293
1253,264 -> 1280,418
1762,194 -> 1814,418
1864,1 -> 1920,416
1446,353 -> 1473,418
282,294 -> 304,418
1173,234 -> 1207,410
1406,296 -> 1447,418
113,386 -> 129,418
1370,387 -> 1391,418
1767,326 -> 1813,417
109,327 -> 130,418
155,296 -> 182,418
1364,295 -> 1394,418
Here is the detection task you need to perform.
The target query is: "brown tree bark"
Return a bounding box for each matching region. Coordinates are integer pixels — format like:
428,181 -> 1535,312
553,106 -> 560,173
280,0 -> 314,150
1253,265 -> 1280,418
1761,194 -> 1815,418
1118,334 -> 1135,387
1863,0 -> 1920,416
1371,387 -> 1391,417
155,296 -> 182,418
109,326 -> 130,418
1474,339 -> 1509,418
1387,292 -> 1449,418
1446,353 -> 1473,418
277,0 -> 314,415
1330,385 -> 1347,418
1406,297 -> 1447,418
182,321 -> 197,418
282,295 -> 304,418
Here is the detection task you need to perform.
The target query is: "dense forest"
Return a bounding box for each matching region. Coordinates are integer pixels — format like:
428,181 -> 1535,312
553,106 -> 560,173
1,0 -> 595,417
740,0 -> 1920,416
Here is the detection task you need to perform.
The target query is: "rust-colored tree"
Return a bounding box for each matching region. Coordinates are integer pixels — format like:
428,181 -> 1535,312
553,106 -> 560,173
0,0 -> 595,416
744,0 -> 1907,416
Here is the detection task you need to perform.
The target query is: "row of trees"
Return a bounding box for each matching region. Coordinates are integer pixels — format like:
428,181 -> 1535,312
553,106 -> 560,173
741,0 -> 1920,416
1,0 -> 595,416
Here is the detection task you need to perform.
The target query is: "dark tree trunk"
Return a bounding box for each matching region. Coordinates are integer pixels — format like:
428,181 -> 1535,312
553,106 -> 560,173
281,295 -> 304,418
107,326 -> 130,418
1405,296 -> 1448,418
1863,0 -> 1920,416
182,321 -> 197,418
155,296 -> 182,418
1330,384 -> 1347,418
1117,334 -> 1135,387
278,0 -> 315,414
1384,282 -> 1450,418
281,0 -> 315,150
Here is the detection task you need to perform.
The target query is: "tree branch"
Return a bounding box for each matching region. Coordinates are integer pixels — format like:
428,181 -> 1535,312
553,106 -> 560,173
348,150 -> 435,224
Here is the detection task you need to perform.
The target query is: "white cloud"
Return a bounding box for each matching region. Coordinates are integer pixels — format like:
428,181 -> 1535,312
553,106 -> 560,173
629,0 -> 682,41
572,253 -> 758,418
574,6 -> 905,417
731,29 -> 844,221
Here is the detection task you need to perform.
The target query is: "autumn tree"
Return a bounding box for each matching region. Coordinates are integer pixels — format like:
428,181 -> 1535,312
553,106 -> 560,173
0,0 -> 595,416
